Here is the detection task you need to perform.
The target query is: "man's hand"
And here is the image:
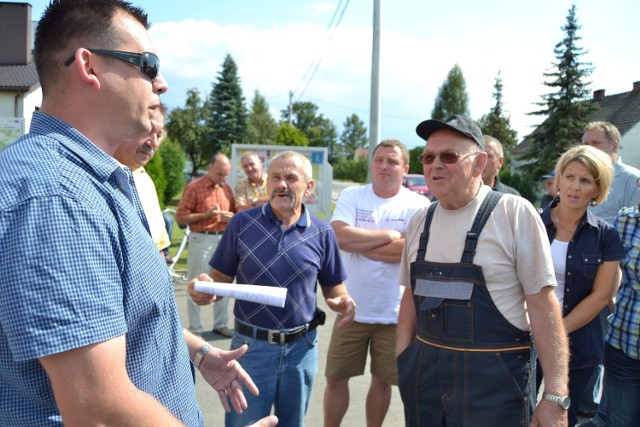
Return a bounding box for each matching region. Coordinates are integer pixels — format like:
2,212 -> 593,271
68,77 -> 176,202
326,296 -> 356,328
530,398 -> 568,427
188,273 -> 219,305
249,415 -> 278,427
198,344 -> 260,414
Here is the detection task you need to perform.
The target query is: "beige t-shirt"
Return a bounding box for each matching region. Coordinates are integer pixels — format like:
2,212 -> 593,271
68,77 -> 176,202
131,166 -> 171,252
399,185 -> 556,331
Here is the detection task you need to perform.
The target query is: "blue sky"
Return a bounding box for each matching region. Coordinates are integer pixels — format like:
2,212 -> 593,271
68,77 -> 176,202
23,0 -> 640,149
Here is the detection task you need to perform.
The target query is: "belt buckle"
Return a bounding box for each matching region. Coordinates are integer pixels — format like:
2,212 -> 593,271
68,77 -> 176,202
268,330 -> 285,344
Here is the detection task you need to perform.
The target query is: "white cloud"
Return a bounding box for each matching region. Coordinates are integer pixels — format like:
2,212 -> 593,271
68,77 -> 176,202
150,2 -> 639,150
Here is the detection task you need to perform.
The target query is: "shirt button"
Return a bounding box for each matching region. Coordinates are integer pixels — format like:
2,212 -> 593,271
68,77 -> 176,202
568,255 -> 572,259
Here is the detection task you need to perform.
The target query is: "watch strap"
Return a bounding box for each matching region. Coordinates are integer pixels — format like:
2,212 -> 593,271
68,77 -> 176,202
542,392 -> 570,409
193,343 -> 212,370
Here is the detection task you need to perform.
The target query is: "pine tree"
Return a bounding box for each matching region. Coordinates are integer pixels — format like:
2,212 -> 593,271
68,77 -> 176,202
478,72 -> 518,169
431,64 -> 470,120
206,54 -> 248,154
522,4 -> 596,178
246,90 -> 277,145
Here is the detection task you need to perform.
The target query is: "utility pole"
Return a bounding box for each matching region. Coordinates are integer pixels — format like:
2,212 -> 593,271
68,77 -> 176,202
288,90 -> 293,124
367,0 -> 381,182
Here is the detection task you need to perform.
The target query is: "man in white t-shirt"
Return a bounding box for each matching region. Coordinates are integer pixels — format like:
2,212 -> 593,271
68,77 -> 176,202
323,139 -> 430,427
396,115 -> 570,426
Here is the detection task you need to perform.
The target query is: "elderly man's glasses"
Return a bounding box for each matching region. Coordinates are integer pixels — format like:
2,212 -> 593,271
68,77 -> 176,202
418,151 -> 478,165
64,49 -> 160,81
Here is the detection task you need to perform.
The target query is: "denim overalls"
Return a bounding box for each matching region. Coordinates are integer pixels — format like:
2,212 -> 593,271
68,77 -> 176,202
397,192 -> 535,426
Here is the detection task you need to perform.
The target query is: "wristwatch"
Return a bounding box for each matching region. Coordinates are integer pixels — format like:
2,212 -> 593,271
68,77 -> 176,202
251,197 -> 258,206
542,392 -> 571,410
192,343 -> 212,370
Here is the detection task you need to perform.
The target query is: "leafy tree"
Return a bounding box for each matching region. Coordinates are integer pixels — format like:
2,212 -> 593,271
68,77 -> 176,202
145,152 -> 167,207
315,118 -> 338,162
409,146 -> 424,174
158,137 -> 186,205
166,88 -> 209,178
339,114 -> 368,160
305,116 -> 335,148
499,170 -> 537,204
281,101 -> 319,134
333,159 -> 368,183
206,54 -> 248,154
280,101 -> 337,149
478,72 -> 518,169
522,4 -> 596,178
431,64 -> 470,120
274,122 -> 308,146
246,90 -> 277,145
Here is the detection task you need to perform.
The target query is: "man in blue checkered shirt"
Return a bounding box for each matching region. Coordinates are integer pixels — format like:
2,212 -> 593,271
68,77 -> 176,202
189,150 -> 357,426
603,204 -> 640,426
0,2 -> 275,426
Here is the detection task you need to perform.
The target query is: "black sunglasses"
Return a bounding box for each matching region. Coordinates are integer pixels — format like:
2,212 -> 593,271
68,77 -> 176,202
64,49 -> 160,81
418,151 -> 478,165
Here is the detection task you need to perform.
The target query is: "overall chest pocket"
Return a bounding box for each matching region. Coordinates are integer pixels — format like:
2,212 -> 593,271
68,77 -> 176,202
415,279 -> 474,342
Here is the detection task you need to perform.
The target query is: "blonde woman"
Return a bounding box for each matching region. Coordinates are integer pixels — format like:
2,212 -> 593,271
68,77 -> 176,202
537,145 -> 625,426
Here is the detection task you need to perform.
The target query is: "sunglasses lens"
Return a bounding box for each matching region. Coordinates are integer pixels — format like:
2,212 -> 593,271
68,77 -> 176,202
440,152 -> 459,164
142,53 -> 159,80
422,154 -> 436,164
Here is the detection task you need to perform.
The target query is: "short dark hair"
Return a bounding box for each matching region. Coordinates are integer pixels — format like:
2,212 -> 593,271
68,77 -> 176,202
34,0 -> 149,96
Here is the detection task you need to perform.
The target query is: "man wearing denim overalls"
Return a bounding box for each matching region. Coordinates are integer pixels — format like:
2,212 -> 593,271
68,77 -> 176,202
395,115 -> 570,426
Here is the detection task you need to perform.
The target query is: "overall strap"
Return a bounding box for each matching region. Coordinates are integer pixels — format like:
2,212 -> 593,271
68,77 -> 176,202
461,191 -> 504,264
416,201 -> 439,261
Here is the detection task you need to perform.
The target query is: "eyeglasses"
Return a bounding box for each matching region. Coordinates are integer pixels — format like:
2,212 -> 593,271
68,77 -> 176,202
64,49 -> 160,81
418,151 -> 478,165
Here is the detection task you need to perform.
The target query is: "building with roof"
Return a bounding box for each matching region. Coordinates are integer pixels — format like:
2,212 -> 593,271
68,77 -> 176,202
513,81 -> 640,169
0,2 -> 41,149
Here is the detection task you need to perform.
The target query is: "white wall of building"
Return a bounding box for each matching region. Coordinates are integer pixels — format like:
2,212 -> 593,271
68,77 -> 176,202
620,122 -> 640,169
0,92 -> 14,117
21,86 -> 42,131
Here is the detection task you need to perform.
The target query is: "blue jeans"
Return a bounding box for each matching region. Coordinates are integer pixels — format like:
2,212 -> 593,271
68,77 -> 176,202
225,329 -> 319,427
604,343 -> 640,427
578,308 -> 609,416
162,213 -> 174,257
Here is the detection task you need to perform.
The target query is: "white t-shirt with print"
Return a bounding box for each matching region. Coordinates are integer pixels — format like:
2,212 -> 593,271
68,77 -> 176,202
332,184 -> 430,324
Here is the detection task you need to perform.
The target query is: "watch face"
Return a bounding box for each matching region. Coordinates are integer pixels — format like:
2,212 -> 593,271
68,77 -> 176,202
561,396 -> 571,410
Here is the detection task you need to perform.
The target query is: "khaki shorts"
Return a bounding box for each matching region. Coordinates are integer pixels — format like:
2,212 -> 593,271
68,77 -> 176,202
325,317 -> 398,385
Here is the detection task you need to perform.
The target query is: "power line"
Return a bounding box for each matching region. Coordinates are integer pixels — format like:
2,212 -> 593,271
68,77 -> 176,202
292,0 -> 350,102
293,0 -> 343,93
301,94 -> 423,122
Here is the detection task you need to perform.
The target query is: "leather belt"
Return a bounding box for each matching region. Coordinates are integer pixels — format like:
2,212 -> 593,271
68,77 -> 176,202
234,311 -> 326,344
197,231 -> 223,235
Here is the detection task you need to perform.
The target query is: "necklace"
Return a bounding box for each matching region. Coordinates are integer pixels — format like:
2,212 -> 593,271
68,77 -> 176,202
552,209 -> 577,235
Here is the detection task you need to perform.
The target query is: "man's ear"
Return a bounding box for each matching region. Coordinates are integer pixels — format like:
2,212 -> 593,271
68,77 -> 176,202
70,49 -> 102,89
612,140 -> 620,154
474,152 -> 488,177
304,179 -> 315,198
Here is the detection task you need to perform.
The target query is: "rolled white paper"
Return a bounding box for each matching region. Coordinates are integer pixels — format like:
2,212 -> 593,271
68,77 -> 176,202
194,281 -> 287,308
